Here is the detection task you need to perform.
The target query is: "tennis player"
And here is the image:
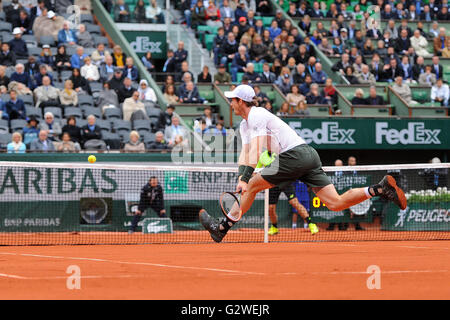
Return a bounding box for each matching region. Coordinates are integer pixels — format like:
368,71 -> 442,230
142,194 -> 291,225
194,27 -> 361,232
199,85 -> 407,243
267,184 -> 318,236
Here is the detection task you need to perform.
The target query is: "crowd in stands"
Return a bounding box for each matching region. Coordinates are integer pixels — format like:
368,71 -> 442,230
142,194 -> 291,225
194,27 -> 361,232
170,0 -> 450,117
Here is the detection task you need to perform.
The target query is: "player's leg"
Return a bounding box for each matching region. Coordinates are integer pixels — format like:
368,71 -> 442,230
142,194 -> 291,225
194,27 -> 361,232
268,187 -> 281,235
129,211 -> 143,233
288,197 -> 318,234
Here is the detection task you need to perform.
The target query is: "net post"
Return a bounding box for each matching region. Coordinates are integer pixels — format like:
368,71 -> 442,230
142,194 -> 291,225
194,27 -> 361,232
264,188 -> 269,243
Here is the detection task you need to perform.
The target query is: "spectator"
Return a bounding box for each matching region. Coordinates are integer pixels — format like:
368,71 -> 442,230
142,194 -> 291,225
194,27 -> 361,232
7,131 -> 26,153
431,56 -> 444,80
411,30 -> 433,58
163,84 -> 179,105
306,84 -> 325,104
366,86 -> 385,106
205,0 -> 221,28
108,68 -> 124,92
30,130 -> 56,152
176,61 -> 194,83
243,63 -> 260,83
76,24 -> 94,48
99,55 -> 116,82
62,116 -> 83,145
58,20 -> 77,46
173,41 -> 188,73
158,105 -> 175,130
0,43 -> 16,67
55,131 -> 80,152
34,75 -> 60,108
433,28 -> 448,56
124,130 -> 145,152
112,45 -> 127,69
70,46 -> 88,70
138,79 -> 157,103
286,85 -> 305,108
118,77 -> 136,103
357,64 -> 376,85
124,57 -> 139,82
0,66 -> 10,89
81,57 -> 100,82
230,45 -> 250,82
134,0 -> 146,23
23,116 -> 40,145
164,116 -> 187,145
294,100 -> 309,116
162,49 -> 176,73
214,64 -> 232,84
141,51 -> 155,73
39,111 -> 62,141
276,73 -> 294,95
443,39 -> 450,58
220,32 -> 239,66
59,79 -> 78,107
259,62 -> 277,83
35,64 -> 53,87
276,101 -> 290,116
412,56 -> 426,81
81,114 -> 103,146
322,78 -> 337,106
147,131 -> 170,150
92,43 -> 111,67
123,90 -> 145,121
395,29 -> 411,56
97,82 -> 119,113
9,28 -> 28,59
392,76 -> 416,105
344,66 -> 358,84
70,68 -> 91,94
197,65 -> 212,83
202,106 -> 216,127
418,65 -> 437,86
5,89 -> 26,120
195,119 -> 208,134
114,0 -> 131,23
220,0 -> 234,22
191,0 -> 206,30
32,10 -> 64,44
311,63 -> 327,84
382,58 -> 404,82
299,74 -> 313,95
12,10 -> 32,35
253,85 -> 269,107
351,88 -> 367,105
54,44 -> 71,73
179,81 -> 203,104
431,78 -> 449,107
332,53 -> 351,76
204,122 -> 226,136
399,55 -> 414,83
268,20 -> 281,41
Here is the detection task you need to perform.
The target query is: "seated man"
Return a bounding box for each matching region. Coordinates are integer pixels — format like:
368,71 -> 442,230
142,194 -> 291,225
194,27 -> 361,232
147,131 -> 171,150
431,78 -> 449,107
81,114 -> 103,147
356,64 -> 376,85
9,28 -> 29,59
122,90 -> 145,121
178,81 -> 204,104
164,115 -> 187,146
76,24 -> 94,48
30,130 -> 56,152
366,86 -> 385,105
39,111 -> 62,141
34,64 -> 54,87
306,84 -> 326,104
418,65 -> 437,86
124,57 -> 139,82
5,89 -> 26,120
34,75 -> 60,108
117,76 -> 136,103
114,0 -> 131,23
57,20 -> 78,46
391,76 -> 416,105
70,46 -> 88,70
0,43 -> 16,67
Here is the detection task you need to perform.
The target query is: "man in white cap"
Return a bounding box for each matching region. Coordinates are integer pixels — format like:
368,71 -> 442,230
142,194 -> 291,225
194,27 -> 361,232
199,85 -> 408,242
9,27 -> 28,59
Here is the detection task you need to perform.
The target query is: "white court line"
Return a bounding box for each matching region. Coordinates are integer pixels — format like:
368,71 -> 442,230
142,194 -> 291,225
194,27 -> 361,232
398,246 -> 450,250
313,270 -> 448,275
0,252 -> 266,276
0,273 -> 28,279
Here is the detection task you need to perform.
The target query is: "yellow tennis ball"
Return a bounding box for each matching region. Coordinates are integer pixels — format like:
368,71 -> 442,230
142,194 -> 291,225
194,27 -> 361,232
88,155 -> 96,163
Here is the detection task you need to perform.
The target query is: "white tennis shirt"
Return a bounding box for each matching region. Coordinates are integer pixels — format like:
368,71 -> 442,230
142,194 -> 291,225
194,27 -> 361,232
239,107 -> 306,153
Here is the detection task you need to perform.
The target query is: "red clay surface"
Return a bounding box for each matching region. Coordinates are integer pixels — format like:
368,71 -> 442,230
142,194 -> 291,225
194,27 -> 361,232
0,240 -> 449,300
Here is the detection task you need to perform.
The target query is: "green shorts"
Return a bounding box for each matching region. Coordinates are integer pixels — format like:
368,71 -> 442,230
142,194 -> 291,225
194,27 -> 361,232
261,144 -> 331,190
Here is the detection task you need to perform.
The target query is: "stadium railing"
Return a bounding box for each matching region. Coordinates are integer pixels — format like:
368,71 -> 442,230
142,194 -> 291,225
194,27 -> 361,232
0,161 -> 448,246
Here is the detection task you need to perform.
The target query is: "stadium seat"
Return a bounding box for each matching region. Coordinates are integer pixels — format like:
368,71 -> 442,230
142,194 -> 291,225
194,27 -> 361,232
0,133 -> 11,149
0,119 -> 8,134
89,82 -> 103,93
0,21 -> 12,33
112,119 -> 132,131
43,107 -> 62,119
20,95 -> 34,107
80,14 -> 94,24
78,95 -> 94,107
85,24 -> 101,35
0,93 -> 10,101
143,132 -> 156,144
205,34 -> 215,51
266,91 -> 275,102
2,33 -> 13,43
0,11 -> 6,21
93,36 -> 109,46
25,106 -> 42,119
22,34 -> 38,47
199,90 -> 215,103
60,70 -> 73,81
145,106 -> 161,118
39,35 -> 55,47
104,107 -> 122,120
81,105 -> 102,119
64,107 -> 83,119
133,119 -> 151,133
102,131 -> 121,150
96,119 -> 111,132
10,119 -> 27,132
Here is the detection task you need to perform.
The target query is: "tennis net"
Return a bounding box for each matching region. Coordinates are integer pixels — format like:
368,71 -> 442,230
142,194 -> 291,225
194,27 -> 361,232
0,162 -> 448,245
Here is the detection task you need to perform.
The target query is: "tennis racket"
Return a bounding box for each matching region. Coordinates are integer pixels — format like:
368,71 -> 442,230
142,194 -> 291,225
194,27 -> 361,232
219,191 -> 242,223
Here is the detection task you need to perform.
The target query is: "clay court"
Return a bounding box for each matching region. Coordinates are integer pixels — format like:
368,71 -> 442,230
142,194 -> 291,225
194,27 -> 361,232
0,239 -> 449,300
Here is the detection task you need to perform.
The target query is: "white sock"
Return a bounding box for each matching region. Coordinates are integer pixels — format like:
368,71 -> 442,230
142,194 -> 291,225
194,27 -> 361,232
364,187 -> 373,198
292,223 -> 297,229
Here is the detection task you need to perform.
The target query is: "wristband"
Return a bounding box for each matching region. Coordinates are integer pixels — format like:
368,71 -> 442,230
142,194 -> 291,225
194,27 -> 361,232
238,165 -> 246,178
240,166 -> 255,183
